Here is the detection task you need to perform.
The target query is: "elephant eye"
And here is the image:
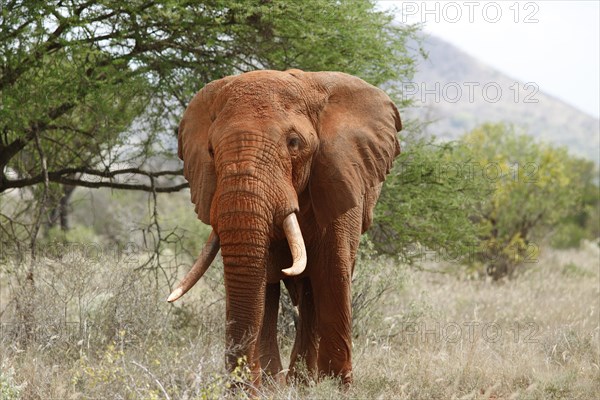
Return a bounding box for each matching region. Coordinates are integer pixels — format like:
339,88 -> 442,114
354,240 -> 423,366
208,145 -> 214,158
287,137 -> 301,152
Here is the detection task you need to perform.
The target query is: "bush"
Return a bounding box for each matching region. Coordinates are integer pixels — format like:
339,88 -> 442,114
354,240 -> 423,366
372,127 -> 489,262
461,123 -> 593,279
551,223 -> 590,249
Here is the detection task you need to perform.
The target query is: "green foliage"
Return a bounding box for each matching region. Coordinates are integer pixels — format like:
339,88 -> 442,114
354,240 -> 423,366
0,0 -> 419,191
551,157 -> 600,247
371,121 -> 597,279
551,223 -> 589,249
230,1 -> 419,93
371,126 -> 491,262
462,123 -> 594,278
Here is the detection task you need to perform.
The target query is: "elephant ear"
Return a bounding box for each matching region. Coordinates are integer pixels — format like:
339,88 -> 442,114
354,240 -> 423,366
309,72 -> 401,228
179,77 -> 233,224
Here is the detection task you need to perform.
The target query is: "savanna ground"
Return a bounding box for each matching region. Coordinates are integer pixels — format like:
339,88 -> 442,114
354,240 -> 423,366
1,235 -> 598,399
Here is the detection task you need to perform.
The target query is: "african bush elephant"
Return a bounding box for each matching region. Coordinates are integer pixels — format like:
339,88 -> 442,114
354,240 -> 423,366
168,69 -> 401,387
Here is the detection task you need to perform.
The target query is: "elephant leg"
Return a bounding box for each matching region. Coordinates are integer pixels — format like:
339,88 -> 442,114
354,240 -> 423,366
285,277 -> 319,383
311,207 -> 362,386
312,271 -> 352,385
259,282 -> 284,383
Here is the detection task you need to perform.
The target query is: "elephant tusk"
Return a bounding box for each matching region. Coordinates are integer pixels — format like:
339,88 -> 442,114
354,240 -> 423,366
167,230 -> 220,303
281,213 -> 307,276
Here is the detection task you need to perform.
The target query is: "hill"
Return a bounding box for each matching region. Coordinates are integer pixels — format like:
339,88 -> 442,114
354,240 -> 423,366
403,34 -> 599,163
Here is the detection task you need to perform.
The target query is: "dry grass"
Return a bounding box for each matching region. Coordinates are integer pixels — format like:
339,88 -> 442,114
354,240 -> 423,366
1,242 -> 598,399
347,241 -> 600,399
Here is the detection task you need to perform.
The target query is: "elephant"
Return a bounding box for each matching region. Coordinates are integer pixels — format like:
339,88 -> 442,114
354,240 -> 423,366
167,69 -> 401,388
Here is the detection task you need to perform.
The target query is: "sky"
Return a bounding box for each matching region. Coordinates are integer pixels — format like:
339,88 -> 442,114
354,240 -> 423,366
378,0 -> 600,118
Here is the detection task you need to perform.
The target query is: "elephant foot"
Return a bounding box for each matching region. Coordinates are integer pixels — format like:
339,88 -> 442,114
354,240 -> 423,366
341,369 -> 353,387
315,367 -> 353,386
262,369 -> 286,386
287,360 -> 318,386
260,358 -> 285,386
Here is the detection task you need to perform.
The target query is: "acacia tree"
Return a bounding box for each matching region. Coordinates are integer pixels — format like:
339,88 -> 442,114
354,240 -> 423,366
371,122 -> 491,263
0,1 -> 418,238
462,123 -> 591,279
0,1 -> 416,193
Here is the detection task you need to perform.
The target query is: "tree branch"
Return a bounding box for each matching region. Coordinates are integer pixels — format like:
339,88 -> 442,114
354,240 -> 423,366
0,102 -> 76,172
1,166 -> 188,193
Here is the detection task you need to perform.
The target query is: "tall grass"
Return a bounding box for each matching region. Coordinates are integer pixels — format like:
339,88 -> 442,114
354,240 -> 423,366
1,241 -> 598,399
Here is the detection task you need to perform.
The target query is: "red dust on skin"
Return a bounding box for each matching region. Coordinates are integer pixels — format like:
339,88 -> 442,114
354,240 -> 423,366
170,69 -> 401,388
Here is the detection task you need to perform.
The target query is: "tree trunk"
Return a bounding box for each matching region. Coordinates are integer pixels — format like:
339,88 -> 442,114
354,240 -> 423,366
48,184 -> 75,231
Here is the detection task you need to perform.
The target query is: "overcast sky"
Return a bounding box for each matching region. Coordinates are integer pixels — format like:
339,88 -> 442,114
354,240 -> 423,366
378,1 -> 600,118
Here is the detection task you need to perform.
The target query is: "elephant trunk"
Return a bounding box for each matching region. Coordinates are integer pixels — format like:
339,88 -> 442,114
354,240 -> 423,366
214,156 -> 307,385
216,187 -> 272,386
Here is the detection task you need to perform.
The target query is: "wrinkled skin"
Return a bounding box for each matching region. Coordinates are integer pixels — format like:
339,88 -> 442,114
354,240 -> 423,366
174,69 -> 401,388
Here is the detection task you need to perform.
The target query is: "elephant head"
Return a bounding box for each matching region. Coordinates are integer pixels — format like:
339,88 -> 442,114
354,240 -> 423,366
168,69 -> 401,386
